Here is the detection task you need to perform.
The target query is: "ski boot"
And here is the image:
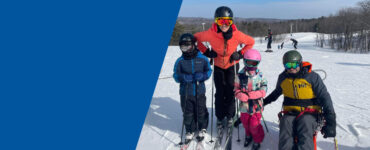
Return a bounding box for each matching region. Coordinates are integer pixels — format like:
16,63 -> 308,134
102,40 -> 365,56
251,143 -> 261,150
215,119 -> 225,146
244,136 -> 253,147
217,119 -> 224,129
227,117 -> 234,128
233,117 -> 241,127
196,129 -> 206,141
185,132 -> 194,144
217,119 -> 224,134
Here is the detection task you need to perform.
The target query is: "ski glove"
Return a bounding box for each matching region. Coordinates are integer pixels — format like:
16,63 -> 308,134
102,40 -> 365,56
235,89 -> 248,102
182,74 -> 194,83
203,49 -> 217,58
229,51 -> 243,63
322,124 -> 336,138
322,113 -> 336,138
194,72 -> 207,82
247,90 -> 266,100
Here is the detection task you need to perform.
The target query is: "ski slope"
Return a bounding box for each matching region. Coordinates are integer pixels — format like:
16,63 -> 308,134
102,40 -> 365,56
137,32 -> 370,150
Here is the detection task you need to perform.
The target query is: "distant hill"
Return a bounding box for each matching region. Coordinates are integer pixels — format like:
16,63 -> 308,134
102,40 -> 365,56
178,17 -> 287,26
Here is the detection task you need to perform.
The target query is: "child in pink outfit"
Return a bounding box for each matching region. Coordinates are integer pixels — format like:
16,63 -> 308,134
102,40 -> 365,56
234,49 -> 267,150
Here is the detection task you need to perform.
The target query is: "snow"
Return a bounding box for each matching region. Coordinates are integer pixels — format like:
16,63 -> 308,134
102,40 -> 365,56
136,32 -> 370,150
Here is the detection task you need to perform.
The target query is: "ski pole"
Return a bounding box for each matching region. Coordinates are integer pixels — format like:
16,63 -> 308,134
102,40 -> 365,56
179,83 -> 189,145
261,111 -> 269,133
179,119 -> 185,145
202,41 -> 215,143
234,59 -> 241,142
334,137 -> 338,150
237,110 -> 240,142
195,81 -> 200,140
209,59 -> 215,143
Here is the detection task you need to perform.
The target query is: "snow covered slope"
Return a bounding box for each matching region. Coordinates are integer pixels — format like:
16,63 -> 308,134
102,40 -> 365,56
137,32 -> 370,150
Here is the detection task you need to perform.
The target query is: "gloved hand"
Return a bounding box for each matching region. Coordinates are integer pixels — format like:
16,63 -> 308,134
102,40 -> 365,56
194,72 -> 207,82
247,90 -> 266,100
182,74 -> 194,83
229,51 -> 243,63
235,90 -> 249,102
203,49 -> 217,58
322,124 -> 336,138
322,113 -> 336,138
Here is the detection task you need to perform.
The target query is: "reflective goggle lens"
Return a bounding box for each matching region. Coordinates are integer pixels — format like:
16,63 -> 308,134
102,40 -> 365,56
215,17 -> 233,26
284,62 -> 299,69
244,59 -> 259,67
179,41 -> 192,46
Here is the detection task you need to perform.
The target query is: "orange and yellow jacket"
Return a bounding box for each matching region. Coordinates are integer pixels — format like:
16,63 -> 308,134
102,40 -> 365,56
194,23 -> 255,69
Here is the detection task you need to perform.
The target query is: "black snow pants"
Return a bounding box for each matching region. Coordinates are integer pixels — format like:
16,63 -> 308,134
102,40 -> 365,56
214,64 -> 239,121
293,42 -> 298,49
181,94 -> 209,133
279,113 -> 318,150
267,40 -> 272,49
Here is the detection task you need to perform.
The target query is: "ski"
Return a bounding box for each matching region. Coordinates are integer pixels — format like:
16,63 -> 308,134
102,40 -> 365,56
180,138 -> 193,150
196,139 -> 206,150
213,126 -> 225,150
223,116 -> 241,150
180,143 -> 191,150
265,49 -> 273,53
223,125 -> 234,150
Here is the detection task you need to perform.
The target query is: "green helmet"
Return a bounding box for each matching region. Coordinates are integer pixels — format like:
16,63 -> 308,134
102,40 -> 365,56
283,50 -> 302,64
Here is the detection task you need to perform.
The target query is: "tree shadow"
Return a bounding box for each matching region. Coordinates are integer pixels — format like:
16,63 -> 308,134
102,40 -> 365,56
145,97 -> 183,135
259,120 -> 280,150
227,117 -> 280,150
317,140 -> 370,150
145,97 -> 285,149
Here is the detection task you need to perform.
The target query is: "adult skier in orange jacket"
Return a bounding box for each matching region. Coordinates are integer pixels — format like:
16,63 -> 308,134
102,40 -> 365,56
194,6 -> 255,129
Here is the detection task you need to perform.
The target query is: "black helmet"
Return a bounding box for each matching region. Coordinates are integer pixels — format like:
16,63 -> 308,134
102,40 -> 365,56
214,6 -> 233,18
179,33 -> 196,46
179,33 -> 196,53
283,50 -> 302,64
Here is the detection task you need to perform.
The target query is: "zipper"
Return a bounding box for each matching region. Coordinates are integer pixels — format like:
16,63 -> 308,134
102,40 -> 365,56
192,59 -> 196,96
296,84 -> 300,99
292,78 -> 298,99
223,40 -> 227,68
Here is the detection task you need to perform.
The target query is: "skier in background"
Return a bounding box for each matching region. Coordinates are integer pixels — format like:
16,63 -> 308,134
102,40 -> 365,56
173,33 -> 212,144
265,29 -> 272,51
291,38 -> 298,49
281,42 -> 284,49
264,50 -> 336,150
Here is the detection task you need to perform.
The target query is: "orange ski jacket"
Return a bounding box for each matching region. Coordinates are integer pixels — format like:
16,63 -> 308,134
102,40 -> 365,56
194,23 -> 255,69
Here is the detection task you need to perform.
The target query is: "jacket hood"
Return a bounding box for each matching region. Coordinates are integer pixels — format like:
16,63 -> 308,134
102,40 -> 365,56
301,61 -> 312,73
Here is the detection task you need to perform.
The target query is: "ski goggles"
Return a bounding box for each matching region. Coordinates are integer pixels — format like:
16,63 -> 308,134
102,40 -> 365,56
284,62 -> 300,69
215,17 -> 233,26
179,41 -> 192,46
180,44 -> 193,52
243,59 -> 259,67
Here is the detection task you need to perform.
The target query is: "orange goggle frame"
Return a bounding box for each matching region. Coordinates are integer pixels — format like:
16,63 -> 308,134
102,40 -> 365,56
215,17 -> 233,26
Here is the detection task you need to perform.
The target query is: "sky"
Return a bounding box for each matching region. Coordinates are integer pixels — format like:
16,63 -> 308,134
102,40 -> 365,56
178,0 -> 364,19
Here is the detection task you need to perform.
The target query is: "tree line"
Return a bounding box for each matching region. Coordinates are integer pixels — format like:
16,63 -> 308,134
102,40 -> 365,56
170,0 -> 370,53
